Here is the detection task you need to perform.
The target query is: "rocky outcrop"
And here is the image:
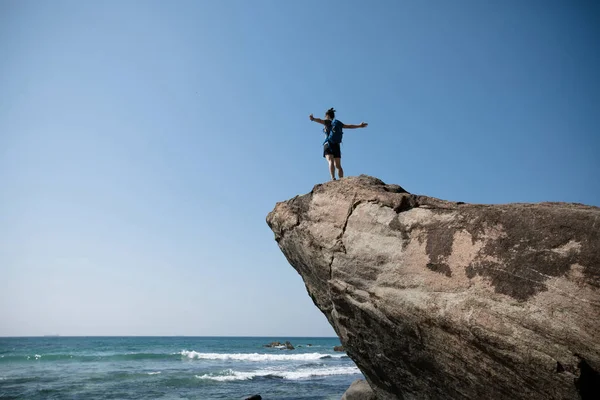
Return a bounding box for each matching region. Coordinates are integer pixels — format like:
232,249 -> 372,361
266,175 -> 600,400
334,345 -> 345,352
341,379 -> 377,400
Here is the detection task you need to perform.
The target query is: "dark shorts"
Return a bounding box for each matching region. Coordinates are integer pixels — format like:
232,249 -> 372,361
323,143 -> 341,158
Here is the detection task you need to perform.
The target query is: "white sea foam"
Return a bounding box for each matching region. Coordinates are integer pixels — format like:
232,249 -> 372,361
281,366 -> 361,380
147,371 -> 161,375
195,366 -> 361,381
196,369 -> 258,382
180,351 -> 343,362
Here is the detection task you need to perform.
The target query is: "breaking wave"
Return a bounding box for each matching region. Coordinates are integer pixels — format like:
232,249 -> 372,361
195,366 -> 361,381
180,351 -> 345,362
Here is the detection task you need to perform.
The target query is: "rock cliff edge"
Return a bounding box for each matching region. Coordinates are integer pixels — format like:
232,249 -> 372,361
266,175 -> 600,400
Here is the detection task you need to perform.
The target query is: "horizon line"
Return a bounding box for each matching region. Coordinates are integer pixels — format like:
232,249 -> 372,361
0,335 -> 340,338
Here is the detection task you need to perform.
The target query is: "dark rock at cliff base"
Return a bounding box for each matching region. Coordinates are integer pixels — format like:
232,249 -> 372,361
266,175 -> 600,400
341,379 -> 376,400
334,345 -> 345,352
244,395 -> 261,400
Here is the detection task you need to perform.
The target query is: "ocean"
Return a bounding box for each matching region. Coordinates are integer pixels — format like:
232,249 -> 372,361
0,336 -> 363,399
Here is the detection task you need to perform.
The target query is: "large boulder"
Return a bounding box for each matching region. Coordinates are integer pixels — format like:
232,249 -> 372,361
266,175 -> 600,400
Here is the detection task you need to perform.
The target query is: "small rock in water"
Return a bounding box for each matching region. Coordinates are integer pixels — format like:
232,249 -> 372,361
264,340 -> 295,350
245,395 -> 262,400
334,345 -> 345,352
341,379 -> 375,400
263,341 -> 281,348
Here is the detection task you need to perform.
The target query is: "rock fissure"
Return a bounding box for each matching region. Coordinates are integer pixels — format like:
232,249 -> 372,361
328,253 -> 335,282
339,198 -> 381,241
339,196 -> 360,239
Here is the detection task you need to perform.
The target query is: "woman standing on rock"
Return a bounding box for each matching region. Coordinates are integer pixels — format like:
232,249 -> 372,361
309,108 -> 368,181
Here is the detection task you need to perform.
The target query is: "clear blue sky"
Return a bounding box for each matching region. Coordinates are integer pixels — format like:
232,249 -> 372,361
1,0 -> 598,336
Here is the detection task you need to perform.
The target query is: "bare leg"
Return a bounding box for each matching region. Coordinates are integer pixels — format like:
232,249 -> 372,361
326,154 -> 336,180
334,158 -> 344,178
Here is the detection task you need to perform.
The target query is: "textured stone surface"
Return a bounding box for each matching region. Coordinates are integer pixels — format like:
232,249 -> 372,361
341,379 -> 377,400
266,175 -> 600,400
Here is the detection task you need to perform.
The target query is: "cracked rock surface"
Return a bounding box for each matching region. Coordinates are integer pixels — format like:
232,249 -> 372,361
266,175 -> 600,400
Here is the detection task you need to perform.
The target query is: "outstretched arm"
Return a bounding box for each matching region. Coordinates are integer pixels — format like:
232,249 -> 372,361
343,122 -> 368,129
309,114 -> 327,125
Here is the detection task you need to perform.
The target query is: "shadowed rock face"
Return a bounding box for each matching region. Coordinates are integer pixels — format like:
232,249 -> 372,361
266,175 -> 600,400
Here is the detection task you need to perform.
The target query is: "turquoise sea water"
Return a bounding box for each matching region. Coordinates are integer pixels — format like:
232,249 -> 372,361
0,337 -> 362,399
